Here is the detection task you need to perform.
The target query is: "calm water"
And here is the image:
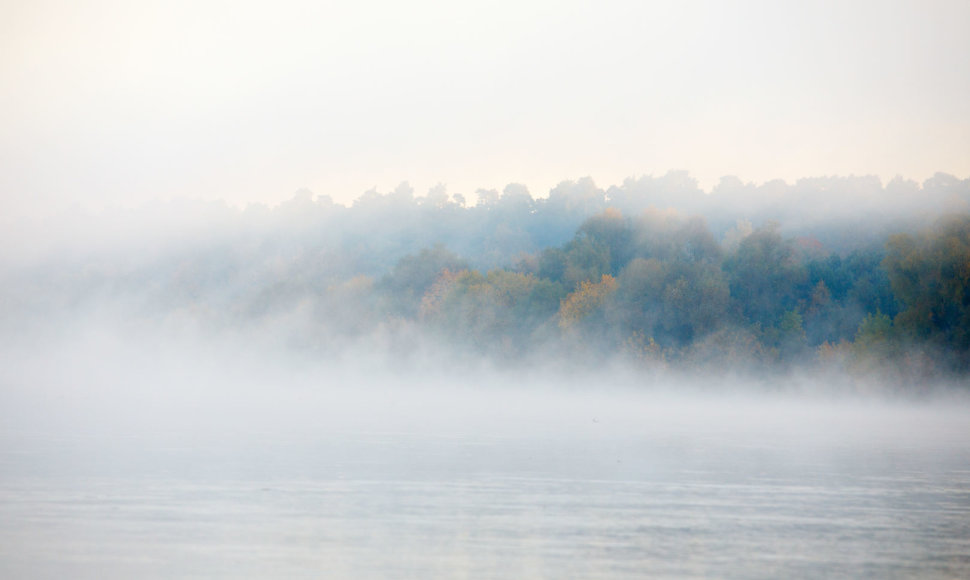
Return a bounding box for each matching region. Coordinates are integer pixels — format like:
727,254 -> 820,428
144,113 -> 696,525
1,379 -> 969,578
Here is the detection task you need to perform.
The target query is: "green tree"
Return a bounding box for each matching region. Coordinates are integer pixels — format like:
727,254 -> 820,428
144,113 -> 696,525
537,247 -> 568,282
723,223 -> 805,328
379,244 -> 468,316
577,208 -> 633,274
884,214 -> 970,359
776,309 -> 809,362
562,235 -> 612,289
610,258 -> 730,348
421,269 -> 564,357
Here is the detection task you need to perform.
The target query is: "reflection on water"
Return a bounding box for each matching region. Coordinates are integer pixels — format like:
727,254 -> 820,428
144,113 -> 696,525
1,419 -> 969,579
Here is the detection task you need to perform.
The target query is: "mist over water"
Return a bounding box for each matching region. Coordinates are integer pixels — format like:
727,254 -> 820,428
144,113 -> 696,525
1,172 -> 969,577
1,316 -> 969,578
4,0 -> 970,572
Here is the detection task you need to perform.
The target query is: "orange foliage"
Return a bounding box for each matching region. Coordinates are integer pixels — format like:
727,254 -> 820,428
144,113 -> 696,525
558,274 -> 617,330
418,269 -> 461,320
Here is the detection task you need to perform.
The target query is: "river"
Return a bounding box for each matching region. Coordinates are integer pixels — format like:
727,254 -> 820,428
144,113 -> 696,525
1,376 -> 967,578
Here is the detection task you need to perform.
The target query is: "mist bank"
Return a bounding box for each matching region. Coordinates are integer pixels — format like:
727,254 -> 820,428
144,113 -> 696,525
3,312 -> 969,455
3,308 -> 968,580
3,172 -> 968,268
2,171 -> 969,389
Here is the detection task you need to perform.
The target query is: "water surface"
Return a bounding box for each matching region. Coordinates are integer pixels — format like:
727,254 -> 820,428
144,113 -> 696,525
1,381 -> 967,578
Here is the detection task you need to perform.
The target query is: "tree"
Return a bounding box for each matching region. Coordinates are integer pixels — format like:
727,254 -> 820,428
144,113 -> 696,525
562,235 -> 612,289
577,208 -> 633,274
608,258 -> 729,349
884,214 -> 970,365
538,247 -> 568,283
658,263 -> 730,346
379,244 -> 468,316
723,222 -> 805,328
559,274 -> 617,331
776,309 -> 809,362
420,269 -> 564,357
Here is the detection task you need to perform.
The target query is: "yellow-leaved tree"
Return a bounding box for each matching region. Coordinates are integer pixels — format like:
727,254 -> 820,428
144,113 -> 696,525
558,274 -> 617,331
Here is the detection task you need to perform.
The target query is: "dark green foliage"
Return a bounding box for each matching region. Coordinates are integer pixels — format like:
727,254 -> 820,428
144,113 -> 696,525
609,259 -> 729,349
537,248 -> 568,283
378,244 -> 468,316
723,223 -> 805,328
855,311 -> 893,347
775,309 -> 810,363
610,258 -> 667,343
561,235 -> 612,289
801,247 -> 897,345
807,255 -> 853,300
577,209 -> 633,274
421,269 -> 566,357
884,215 -> 970,366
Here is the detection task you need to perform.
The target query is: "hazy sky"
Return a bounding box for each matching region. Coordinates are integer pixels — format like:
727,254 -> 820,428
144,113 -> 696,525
2,0 -> 968,216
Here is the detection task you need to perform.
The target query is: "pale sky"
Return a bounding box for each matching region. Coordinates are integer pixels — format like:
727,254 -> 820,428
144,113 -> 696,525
1,0 -> 968,216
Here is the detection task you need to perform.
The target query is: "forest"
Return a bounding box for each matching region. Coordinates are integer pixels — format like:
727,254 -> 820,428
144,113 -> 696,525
2,172 -> 969,385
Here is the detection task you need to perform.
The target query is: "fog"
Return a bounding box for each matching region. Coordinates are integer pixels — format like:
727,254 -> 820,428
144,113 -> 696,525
3,291 -> 968,483
0,172 -> 970,578
2,283 -> 969,577
4,0 -> 970,572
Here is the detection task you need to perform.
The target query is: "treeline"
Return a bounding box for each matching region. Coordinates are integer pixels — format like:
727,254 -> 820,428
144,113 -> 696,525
7,171 -> 968,274
2,172 -> 969,382
368,210 -> 969,379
